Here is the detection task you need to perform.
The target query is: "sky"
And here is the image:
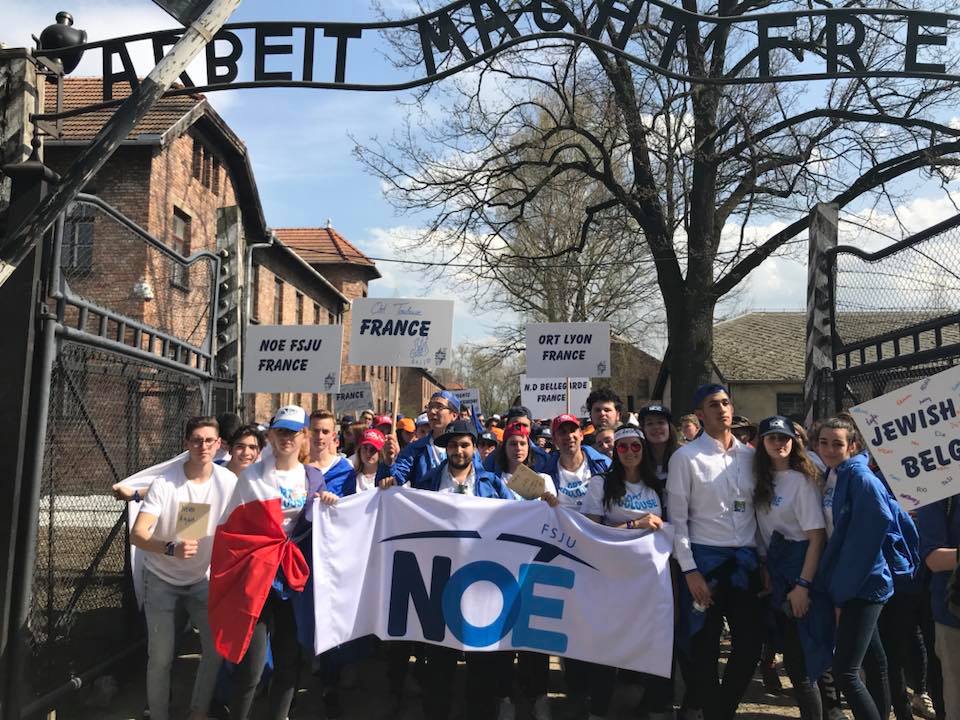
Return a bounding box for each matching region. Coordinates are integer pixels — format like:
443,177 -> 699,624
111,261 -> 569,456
5,0 -> 960,352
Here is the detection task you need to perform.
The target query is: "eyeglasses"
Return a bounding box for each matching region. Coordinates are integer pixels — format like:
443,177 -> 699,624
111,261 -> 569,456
427,402 -> 449,411
188,437 -> 218,447
616,442 -> 643,453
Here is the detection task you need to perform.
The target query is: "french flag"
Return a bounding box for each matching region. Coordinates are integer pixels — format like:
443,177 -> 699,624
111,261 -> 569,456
207,458 -> 312,664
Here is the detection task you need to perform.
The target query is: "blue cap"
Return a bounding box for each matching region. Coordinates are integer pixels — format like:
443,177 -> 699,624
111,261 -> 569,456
691,383 -> 729,409
270,405 -> 307,431
758,415 -> 796,439
431,390 -> 461,412
639,403 -> 672,422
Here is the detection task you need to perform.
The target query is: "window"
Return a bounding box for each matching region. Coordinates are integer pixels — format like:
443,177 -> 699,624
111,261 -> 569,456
328,312 -> 334,325
191,136 -> 220,193
212,157 -> 221,195
271,393 -> 281,411
170,209 -> 191,289
62,203 -> 94,274
296,292 -> 304,324
192,139 -> 202,179
637,379 -> 650,399
312,392 -> 319,409
274,279 -> 283,324
251,265 -> 260,321
313,303 -> 321,324
361,366 -> 367,381
776,393 -> 805,421
295,392 -> 303,408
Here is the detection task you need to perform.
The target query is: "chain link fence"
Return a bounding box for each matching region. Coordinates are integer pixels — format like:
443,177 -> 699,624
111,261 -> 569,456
27,342 -> 205,699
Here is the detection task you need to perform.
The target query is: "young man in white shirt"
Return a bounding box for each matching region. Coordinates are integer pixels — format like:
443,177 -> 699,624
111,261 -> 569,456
544,414 -> 611,512
666,384 -> 763,720
130,416 -> 237,720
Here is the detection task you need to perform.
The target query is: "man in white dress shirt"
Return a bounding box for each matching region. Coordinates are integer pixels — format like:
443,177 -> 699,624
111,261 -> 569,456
667,384 -> 764,720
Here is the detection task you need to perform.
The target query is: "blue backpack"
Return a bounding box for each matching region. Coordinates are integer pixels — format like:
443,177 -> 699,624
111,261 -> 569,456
882,493 -> 921,582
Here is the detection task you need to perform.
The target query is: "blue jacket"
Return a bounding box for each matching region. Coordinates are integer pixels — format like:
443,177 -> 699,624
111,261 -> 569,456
917,497 -> 960,628
416,459 -> 512,499
483,441 -> 550,474
391,434 -> 444,487
542,445 -> 611,494
818,453 -> 894,606
319,456 -> 357,497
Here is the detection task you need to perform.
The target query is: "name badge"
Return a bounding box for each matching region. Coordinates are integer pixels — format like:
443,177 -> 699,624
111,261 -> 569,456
733,500 -> 746,513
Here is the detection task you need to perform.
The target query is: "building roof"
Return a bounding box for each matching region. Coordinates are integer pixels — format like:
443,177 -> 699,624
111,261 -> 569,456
713,310 -> 960,382
273,226 -> 381,278
44,77 -> 202,142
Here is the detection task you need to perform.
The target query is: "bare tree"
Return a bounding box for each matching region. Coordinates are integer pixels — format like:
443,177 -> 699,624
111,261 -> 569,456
357,0 -> 960,411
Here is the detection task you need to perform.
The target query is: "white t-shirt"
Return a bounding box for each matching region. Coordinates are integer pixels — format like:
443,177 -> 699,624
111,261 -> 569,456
756,469 -> 826,552
582,474 -> 662,526
555,457 -> 592,513
822,468 -> 838,538
139,462 -> 236,586
438,466 -> 475,496
355,468 -> 378,492
273,465 -> 308,534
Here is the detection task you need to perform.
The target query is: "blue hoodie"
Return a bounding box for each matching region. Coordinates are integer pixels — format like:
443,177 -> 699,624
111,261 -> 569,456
391,433 -> 444,487
416,458 -> 512,498
542,445 -> 611,494
818,453 -> 894,606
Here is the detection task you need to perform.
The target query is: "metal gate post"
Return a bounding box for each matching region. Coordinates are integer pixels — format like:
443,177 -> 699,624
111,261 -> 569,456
804,202 -> 838,428
0,157 -> 60,720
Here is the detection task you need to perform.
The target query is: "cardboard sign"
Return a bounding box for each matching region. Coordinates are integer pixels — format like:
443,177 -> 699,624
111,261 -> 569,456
176,501 -> 211,541
335,382 -> 374,416
349,298 -> 454,368
451,388 -> 481,415
506,463 -> 546,500
525,322 -> 610,378
850,363 -> 960,510
243,324 -> 343,393
520,375 -> 591,419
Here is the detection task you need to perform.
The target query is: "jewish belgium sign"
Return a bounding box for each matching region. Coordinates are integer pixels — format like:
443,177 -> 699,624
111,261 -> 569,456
35,0 -> 960,119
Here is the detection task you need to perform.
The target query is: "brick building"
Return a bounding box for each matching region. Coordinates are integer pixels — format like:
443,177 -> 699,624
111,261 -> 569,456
44,78 -> 349,420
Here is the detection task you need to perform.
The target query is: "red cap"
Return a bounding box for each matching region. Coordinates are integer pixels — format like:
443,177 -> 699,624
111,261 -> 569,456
551,414 -> 580,435
373,415 -> 392,428
503,421 -> 530,442
359,428 -> 386,451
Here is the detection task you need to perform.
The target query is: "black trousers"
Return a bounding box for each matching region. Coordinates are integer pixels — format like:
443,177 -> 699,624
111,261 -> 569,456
421,645 -> 511,720
777,610 -> 823,720
686,585 -> 765,720
564,658 -> 618,717
230,592 -> 301,720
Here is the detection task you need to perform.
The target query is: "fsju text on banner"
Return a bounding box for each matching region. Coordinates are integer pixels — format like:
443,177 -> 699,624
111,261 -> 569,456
243,324 -> 343,393
521,375 -> 591,419
850,363 -> 960,511
525,322 -> 611,378
349,298 -> 454,368
311,488 -> 674,677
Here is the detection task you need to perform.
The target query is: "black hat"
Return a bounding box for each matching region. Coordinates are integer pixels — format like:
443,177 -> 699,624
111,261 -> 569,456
434,419 -> 478,447
758,415 -> 797,439
478,431 -> 498,446
639,403 -> 672,422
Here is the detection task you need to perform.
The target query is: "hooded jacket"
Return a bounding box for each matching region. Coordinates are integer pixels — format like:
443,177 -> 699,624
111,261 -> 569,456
542,445 -> 612,494
416,459 -> 512,498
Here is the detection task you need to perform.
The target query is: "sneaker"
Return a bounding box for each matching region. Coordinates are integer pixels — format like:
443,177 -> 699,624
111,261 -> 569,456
498,698 -> 516,720
533,695 -> 553,720
826,707 -> 849,720
762,663 -> 784,695
911,693 -> 936,720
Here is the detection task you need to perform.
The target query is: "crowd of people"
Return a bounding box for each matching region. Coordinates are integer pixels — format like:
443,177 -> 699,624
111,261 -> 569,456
114,384 -> 960,720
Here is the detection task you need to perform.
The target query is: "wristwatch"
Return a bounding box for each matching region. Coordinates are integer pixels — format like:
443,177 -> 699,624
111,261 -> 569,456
795,577 -> 812,589
164,541 -> 176,557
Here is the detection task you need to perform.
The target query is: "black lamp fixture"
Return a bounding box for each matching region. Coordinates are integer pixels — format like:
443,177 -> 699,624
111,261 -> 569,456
39,12 -> 87,74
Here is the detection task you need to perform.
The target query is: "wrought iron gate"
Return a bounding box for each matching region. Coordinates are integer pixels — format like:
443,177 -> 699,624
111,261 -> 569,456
20,195 -> 220,713
827,213 -> 960,413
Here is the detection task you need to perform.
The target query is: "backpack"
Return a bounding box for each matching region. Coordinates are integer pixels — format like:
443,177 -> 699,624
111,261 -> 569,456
882,492 -> 921,582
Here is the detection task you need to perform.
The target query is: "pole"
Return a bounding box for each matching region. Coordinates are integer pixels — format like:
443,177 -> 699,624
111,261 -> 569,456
804,203 -> 839,428
391,367 -> 402,427
565,377 -> 571,415
0,0 -> 242,281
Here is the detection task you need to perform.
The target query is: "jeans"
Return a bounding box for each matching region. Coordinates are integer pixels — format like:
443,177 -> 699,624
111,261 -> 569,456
686,584 -> 765,720
935,623 -> 960,720
777,610 -> 823,720
878,593 -> 924,720
834,599 -> 888,720
230,591 -> 301,720
143,569 -> 221,720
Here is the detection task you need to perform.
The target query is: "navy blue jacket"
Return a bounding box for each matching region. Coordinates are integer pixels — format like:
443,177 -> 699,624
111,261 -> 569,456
415,459 -> 512,499
818,453 -> 894,606
918,497 -> 960,628
542,445 -> 611,494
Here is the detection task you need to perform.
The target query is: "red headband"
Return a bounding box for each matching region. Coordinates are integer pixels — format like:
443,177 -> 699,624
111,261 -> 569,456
503,422 -> 530,441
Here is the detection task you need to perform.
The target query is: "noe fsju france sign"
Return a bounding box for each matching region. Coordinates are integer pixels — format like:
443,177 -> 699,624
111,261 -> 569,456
850,363 -> 960,510
349,298 -> 454,369
243,324 -> 343,392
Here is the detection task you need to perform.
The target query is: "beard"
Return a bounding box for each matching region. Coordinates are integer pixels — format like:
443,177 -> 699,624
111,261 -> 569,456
447,455 -> 472,471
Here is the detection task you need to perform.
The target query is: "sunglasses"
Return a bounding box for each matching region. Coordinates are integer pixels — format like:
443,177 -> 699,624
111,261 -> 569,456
616,442 -> 643,453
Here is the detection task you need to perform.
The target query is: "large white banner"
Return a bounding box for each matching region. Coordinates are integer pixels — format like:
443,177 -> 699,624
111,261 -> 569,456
850,363 -> 960,510
521,375 -> 591,419
312,489 -> 674,676
526,322 -> 611,378
349,298 -> 454,368
243,324 -> 343,392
